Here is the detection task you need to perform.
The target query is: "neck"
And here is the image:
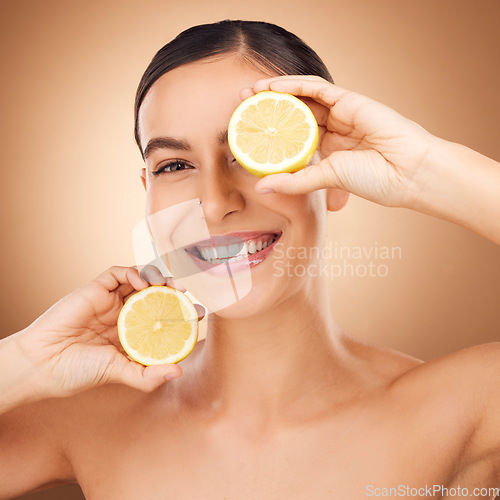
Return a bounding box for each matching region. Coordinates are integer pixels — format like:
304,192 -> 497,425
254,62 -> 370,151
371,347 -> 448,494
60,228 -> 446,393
192,278 -> 352,422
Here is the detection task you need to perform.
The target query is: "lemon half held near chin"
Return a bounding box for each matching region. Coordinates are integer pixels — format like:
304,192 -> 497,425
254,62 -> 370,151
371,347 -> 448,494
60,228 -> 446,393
228,90 -> 319,178
117,285 -> 199,366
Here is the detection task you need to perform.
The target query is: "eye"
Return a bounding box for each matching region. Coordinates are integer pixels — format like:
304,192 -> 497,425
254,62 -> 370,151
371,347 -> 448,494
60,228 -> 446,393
152,160 -> 194,176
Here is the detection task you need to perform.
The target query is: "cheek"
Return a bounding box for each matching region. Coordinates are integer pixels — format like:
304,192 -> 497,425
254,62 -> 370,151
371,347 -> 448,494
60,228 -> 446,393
276,192 -> 328,263
145,181 -> 198,216
273,191 -> 327,234
145,186 -> 165,218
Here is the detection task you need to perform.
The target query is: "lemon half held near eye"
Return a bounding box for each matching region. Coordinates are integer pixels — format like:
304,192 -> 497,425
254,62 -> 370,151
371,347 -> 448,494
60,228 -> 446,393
228,90 -> 319,177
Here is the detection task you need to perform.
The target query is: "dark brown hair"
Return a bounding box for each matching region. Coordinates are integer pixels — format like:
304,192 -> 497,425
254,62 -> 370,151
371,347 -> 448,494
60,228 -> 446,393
134,20 -> 333,155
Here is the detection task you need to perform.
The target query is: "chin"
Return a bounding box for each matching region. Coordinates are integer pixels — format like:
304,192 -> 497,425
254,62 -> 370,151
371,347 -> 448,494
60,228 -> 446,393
207,277 -> 285,320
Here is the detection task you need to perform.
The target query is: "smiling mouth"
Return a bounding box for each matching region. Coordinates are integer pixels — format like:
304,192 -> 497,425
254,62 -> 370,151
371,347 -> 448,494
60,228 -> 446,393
185,231 -> 282,266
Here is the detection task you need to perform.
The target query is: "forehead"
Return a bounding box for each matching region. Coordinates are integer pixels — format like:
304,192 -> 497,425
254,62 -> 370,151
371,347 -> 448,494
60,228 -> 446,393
138,56 -> 275,149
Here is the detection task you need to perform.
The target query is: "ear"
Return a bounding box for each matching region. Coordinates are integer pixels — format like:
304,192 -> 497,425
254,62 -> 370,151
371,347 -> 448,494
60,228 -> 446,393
140,168 -> 146,190
326,187 -> 350,212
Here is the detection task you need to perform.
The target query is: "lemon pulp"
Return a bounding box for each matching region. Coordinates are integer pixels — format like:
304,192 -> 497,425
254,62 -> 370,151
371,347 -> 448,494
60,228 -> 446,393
117,286 -> 198,366
228,91 -> 319,177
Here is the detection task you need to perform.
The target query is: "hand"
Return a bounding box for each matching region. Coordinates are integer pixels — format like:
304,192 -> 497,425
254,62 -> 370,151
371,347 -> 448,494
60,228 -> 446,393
13,266 -> 205,400
242,76 -> 439,209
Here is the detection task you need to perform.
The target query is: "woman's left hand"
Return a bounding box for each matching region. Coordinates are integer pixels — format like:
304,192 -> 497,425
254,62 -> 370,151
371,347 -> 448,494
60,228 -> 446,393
242,75 -> 439,210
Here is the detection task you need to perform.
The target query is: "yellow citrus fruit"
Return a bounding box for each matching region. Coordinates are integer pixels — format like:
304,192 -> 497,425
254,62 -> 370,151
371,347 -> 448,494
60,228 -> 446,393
117,285 -> 198,366
228,90 -> 319,177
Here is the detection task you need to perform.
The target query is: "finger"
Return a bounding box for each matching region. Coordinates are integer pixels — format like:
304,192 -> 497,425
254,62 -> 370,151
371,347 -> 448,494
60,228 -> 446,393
254,75 -> 328,88
194,303 -> 206,321
239,87 -> 256,101
136,265 -> 188,293
165,276 -> 187,293
122,288 -> 140,304
240,81 -> 330,127
94,266 -> 149,293
299,97 -> 330,127
106,356 -> 183,392
254,155 -> 344,195
139,264 -> 168,285
253,77 -> 350,109
115,283 -> 136,301
123,270 -> 187,300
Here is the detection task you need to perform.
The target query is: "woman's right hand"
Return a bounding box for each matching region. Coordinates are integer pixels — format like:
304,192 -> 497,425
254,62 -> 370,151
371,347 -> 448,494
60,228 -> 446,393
9,266 -> 205,401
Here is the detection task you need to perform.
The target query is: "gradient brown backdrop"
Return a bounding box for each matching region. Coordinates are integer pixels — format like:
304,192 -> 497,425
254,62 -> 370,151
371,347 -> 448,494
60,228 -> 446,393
1,0 -> 499,499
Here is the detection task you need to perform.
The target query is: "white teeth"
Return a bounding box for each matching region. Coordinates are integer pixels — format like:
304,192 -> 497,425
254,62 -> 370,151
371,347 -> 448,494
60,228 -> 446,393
228,242 -> 243,256
242,242 -> 249,255
217,245 -> 229,259
196,235 -> 278,263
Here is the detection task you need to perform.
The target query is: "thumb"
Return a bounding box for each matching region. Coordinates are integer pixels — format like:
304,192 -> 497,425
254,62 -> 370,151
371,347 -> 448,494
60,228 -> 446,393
254,155 -> 343,195
106,358 -> 182,392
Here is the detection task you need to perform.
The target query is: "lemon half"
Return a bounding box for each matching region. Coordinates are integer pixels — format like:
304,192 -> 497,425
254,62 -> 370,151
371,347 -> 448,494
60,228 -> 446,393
228,90 -> 319,177
117,286 -> 198,366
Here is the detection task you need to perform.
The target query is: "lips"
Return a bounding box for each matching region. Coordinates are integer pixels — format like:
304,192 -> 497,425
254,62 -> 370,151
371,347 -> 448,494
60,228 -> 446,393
185,230 -> 282,268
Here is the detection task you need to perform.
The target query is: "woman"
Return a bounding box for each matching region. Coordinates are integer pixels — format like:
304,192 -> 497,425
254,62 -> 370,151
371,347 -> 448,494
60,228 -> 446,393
1,20 -> 499,499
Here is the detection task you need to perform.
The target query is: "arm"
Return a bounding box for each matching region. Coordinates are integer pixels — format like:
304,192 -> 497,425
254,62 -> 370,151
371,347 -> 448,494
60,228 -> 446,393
0,265 -> 193,497
244,76 -> 500,474
0,335 -> 71,499
0,397 -> 76,499
0,266 -> 184,411
459,343 -> 500,480
389,342 -> 500,483
0,332 -> 41,416
426,343 -> 500,481
245,76 -> 500,246
413,138 -> 500,246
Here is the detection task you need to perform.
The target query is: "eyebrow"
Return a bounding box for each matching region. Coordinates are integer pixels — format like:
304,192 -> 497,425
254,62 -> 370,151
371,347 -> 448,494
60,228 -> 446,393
143,137 -> 190,159
143,129 -> 229,159
217,129 -> 228,146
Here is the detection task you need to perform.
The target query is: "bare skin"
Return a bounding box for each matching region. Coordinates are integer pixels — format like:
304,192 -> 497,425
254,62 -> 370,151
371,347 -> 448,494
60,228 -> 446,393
0,55 -> 499,499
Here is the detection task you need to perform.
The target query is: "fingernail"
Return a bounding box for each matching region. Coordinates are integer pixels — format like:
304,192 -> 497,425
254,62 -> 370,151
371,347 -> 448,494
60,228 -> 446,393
164,372 -> 181,381
257,187 -> 274,194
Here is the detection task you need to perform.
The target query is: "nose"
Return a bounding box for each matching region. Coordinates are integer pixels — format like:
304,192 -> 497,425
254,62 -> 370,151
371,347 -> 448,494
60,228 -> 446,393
198,159 -> 246,223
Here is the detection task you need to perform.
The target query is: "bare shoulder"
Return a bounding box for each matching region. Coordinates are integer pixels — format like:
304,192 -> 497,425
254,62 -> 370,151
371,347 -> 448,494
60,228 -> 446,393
347,334 -> 500,475
342,331 -> 500,430
394,341 -> 500,476
343,331 -> 500,399
340,330 -> 424,385
388,341 -> 500,399
0,394 -> 79,497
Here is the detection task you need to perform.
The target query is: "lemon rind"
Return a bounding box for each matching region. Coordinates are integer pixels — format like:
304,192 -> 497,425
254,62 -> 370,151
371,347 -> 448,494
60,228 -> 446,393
117,286 -> 199,366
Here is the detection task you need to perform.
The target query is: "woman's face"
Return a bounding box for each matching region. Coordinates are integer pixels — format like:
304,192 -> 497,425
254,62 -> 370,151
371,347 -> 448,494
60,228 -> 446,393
137,55 -> 329,318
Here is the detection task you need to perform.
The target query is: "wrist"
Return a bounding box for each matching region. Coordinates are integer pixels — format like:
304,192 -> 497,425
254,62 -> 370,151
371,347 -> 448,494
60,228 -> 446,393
406,135 -> 500,241
405,135 -> 453,211
0,330 -> 48,414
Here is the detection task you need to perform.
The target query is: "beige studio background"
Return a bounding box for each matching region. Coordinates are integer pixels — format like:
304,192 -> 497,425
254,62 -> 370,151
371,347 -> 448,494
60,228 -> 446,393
0,0 -> 499,498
